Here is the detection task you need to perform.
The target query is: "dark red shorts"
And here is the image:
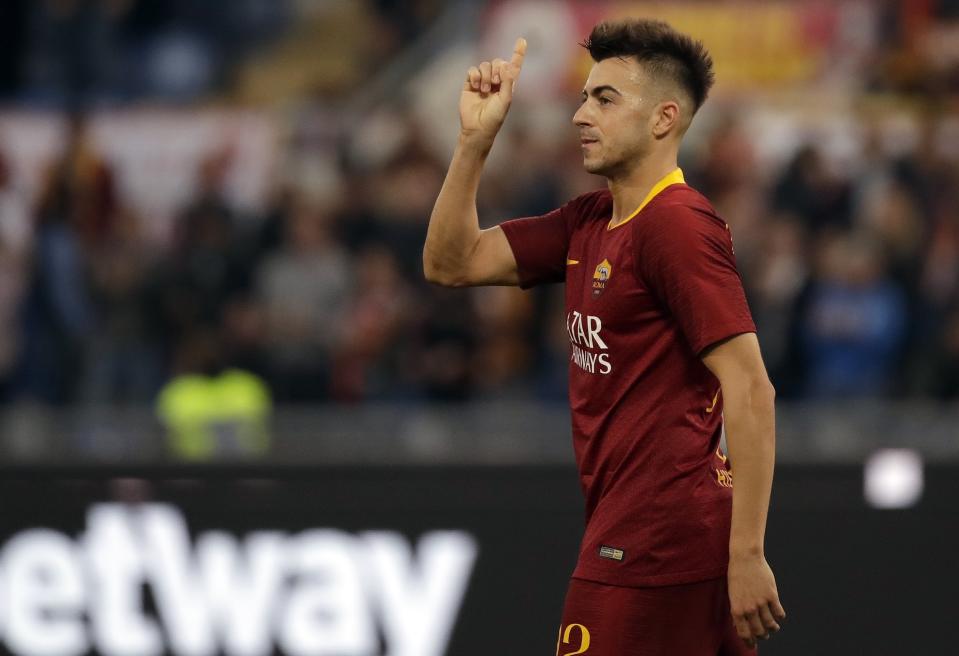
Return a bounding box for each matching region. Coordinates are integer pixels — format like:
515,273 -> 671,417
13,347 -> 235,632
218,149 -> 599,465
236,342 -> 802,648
556,576 -> 756,656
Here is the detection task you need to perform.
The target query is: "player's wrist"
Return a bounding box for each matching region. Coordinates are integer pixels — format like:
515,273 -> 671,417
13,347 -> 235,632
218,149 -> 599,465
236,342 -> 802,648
729,542 -> 764,560
457,129 -> 496,154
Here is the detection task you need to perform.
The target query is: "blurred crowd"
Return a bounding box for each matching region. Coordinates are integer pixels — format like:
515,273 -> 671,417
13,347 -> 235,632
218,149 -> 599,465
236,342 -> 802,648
0,0 -> 958,408
0,0 -> 444,106
2,105 -> 958,407
693,115 -> 959,400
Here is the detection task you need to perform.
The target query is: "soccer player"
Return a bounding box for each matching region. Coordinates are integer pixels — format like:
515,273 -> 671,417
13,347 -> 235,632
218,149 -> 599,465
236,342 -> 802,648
423,19 -> 785,655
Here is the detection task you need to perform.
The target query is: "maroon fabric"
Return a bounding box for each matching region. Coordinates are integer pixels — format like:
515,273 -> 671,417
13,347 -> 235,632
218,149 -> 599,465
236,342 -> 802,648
557,577 -> 757,656
500,184 -> 756,587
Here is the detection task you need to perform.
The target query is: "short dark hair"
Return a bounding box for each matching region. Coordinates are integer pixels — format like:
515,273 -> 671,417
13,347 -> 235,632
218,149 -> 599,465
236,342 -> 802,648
582,19 -> 714,113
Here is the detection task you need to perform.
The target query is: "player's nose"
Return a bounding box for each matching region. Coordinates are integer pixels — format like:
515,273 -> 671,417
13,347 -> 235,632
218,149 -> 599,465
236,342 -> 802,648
572,103 -> 592,128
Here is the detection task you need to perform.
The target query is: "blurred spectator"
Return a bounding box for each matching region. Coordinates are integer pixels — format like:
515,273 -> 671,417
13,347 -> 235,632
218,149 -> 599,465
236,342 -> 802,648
800,232 -> 907,398
0,152 -> 30,400
255,199 -> 350,401
772,145 -> 853,234
480,127 -> 566,220
219,296 -> 268,380
82,207 -> 162,403
747,216 -> 810,397
469,286 -> 535,400
364,147 -> 445,276
156,328 -> 271,460
153,166 -> 247,349
406,287 -> 476,401
331,246 -> 412,401
16,120 -> 106,403
893,116 -> 957,220
928,310 -> 959,398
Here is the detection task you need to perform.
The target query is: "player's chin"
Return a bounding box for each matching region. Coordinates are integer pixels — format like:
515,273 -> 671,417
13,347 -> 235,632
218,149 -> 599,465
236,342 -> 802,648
582,158 -> 608,175
580,152 -> 598,169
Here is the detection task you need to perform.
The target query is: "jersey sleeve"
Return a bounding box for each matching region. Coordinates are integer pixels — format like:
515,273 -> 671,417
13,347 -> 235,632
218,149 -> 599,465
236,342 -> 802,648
634,203 -> 756,355
499,204 -> 571,289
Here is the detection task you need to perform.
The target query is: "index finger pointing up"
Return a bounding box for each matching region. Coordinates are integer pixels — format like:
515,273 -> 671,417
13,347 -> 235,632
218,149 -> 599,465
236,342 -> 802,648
510,37 -> 528,71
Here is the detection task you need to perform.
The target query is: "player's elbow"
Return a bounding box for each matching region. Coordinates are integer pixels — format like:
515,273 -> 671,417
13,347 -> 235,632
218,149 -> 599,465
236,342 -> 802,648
422,248 -> 446,285
423,267 -> 459,287
422,255 -> 468,288
724,375 -> 775,411
760,376 -> 775,399
751,377 -> 776,409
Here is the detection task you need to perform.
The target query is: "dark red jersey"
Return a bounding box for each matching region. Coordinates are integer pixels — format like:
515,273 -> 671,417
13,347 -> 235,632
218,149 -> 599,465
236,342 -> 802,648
500,169 -> 756,587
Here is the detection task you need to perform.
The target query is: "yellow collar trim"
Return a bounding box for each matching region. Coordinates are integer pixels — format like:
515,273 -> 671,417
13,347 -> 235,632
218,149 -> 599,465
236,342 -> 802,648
607,168 -> 685,230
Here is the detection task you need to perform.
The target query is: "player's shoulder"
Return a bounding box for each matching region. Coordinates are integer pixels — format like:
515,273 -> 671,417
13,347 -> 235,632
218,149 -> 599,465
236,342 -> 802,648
639,183 -> 725,233
563,188 -> 613,226
649,182 -> 718,216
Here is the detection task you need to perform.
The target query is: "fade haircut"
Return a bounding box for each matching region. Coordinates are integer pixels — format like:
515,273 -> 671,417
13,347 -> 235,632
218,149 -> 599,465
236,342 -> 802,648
582,19 -> 715,114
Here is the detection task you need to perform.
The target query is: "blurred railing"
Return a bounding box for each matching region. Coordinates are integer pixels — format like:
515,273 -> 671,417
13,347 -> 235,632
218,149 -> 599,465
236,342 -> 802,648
0,401 -> 957,466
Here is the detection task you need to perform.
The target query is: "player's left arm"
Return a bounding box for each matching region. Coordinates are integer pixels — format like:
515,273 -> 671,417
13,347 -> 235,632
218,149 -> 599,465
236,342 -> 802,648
701,332 -> 786,648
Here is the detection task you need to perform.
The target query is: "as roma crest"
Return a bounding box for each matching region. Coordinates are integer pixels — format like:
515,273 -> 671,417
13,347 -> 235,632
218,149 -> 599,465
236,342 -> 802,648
592,258 -> 612,297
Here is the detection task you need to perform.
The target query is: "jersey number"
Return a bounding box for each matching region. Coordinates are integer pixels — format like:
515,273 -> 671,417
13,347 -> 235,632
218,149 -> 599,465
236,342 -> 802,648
556,623 -> 591,655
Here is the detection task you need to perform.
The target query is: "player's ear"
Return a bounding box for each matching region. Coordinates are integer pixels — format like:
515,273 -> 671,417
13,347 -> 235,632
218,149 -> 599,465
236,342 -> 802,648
651,100 -> 680,138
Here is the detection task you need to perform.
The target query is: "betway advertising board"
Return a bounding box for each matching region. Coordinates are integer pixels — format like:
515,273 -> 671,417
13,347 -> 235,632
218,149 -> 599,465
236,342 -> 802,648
1,505 -> 475,656
0,467 -> 584,656
0,464 -> 956,655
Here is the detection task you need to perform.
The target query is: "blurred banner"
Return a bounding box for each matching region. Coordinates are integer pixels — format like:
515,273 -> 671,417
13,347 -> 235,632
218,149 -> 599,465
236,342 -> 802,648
0,464 -> 954,655
0,110 -> 276,243
482,0 -> 865,96
599,1 -> 840,89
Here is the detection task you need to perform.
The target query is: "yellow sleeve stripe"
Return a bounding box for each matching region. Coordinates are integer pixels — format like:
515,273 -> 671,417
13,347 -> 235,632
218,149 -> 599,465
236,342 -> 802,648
566,259 -> 580,265
706,388 -> 721,413
607,168 -> 685,230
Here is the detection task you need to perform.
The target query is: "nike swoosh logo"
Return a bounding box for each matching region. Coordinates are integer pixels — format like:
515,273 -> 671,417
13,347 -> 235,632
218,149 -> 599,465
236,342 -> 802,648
566,259 -> 580,265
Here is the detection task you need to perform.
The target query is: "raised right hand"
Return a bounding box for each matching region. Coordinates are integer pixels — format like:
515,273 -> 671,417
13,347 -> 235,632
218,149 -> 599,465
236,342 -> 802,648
460,37 -> 527,144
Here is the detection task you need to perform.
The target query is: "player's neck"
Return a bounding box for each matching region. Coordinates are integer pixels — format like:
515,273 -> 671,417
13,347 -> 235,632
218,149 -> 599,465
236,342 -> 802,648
606,151 -> 679,225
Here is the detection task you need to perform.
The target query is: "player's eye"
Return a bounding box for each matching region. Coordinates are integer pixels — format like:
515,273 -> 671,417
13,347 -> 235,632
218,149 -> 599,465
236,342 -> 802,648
599,96 -> 612,105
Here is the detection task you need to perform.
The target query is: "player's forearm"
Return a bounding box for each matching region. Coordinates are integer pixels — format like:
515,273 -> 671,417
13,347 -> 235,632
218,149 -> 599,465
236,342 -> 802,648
423,134 -> 493,285
722,378 -> 776,558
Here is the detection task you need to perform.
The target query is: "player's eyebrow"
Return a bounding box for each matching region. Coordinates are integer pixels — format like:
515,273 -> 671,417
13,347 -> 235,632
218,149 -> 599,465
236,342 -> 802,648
581,85 -> 623,98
